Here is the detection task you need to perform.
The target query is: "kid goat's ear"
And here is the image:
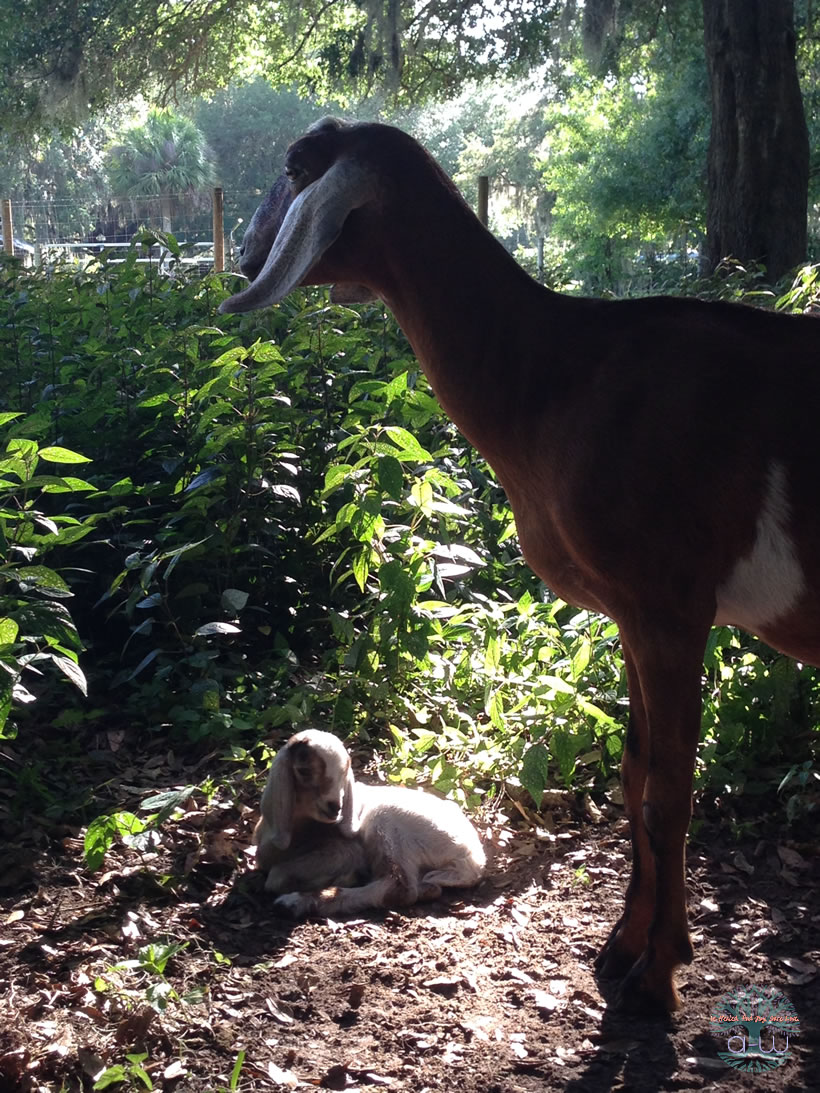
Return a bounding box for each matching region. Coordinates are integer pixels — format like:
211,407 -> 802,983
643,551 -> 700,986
263,745 -> 295,850
339,760 -> 361,837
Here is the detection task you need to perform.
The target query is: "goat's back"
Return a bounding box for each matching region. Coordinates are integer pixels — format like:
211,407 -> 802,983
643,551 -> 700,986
355,783 -> 486,874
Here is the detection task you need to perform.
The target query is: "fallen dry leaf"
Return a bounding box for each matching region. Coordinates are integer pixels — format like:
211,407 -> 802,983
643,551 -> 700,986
320,1062 -> 349,1089
732,851 -> 754,875
266,1060 -> 300,1086
531,990 -> 562,1015
265,997 -> 295,1025
424,976 -> 461,997
777,845 -> 808,870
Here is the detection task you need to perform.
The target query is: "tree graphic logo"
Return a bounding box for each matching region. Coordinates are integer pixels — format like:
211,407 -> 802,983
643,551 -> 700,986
710,985 -> 799,1072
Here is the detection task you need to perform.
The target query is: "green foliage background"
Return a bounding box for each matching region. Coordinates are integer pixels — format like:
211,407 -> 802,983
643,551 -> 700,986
2,248 -> 819,823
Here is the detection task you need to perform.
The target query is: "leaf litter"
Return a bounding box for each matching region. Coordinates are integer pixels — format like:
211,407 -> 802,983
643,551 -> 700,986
1,729 -> 820,1091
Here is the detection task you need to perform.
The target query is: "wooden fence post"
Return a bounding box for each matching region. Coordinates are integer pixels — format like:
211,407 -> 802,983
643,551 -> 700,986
212,187 -> 225,272
2,200 -> 13,255
477,176 -> 489,227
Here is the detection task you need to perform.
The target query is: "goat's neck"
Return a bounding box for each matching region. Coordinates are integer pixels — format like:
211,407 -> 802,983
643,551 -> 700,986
375,209 -> 556,465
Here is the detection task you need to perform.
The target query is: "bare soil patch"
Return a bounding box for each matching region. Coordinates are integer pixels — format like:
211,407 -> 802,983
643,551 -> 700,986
1,729 -> 819,1091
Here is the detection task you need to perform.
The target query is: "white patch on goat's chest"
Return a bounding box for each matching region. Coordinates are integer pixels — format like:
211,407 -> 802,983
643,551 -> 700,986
714,462 -> 805,630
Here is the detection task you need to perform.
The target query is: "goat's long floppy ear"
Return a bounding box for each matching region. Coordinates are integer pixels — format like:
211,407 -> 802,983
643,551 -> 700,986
261,746 -> 295,850
219,158 -> 374,314
339,760 -> 361,837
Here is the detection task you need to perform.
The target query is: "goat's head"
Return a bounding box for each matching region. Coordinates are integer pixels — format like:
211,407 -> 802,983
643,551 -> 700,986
220,117 -> 456,314
264,728 -> 360,849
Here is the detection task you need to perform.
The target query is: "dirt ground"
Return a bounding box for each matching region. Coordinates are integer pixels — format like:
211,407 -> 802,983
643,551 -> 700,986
1,729 -> 819,1092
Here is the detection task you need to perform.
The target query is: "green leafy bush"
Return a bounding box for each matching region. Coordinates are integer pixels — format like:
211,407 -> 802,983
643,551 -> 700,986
1,249 -> 819,814
0,421 -> 93,735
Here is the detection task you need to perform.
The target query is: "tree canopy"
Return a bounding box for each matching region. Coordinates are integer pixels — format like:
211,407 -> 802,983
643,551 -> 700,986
1,0 -> 818,279
0,1 -> 665,135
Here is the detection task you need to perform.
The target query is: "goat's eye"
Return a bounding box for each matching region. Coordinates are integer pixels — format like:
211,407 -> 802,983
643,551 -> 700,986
284,165 -> 300,182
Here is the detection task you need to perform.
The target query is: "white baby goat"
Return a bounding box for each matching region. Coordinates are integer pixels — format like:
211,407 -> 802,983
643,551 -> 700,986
254,729 -> 486,917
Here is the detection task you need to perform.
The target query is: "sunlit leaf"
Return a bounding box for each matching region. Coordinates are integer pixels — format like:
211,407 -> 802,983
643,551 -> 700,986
52,654 -> 88,695
195,621 -> 241,636
38,446 -> 92,464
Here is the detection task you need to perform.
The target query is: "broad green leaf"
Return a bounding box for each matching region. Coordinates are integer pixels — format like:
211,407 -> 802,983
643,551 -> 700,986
484,634 -> 500,672
106,477 -> 134,496
251,340 -> 285,364
521,743 -> 550,807
486,688 -> 505,730
93,1066 -> 128,1090
578,698 -> 617,727
137,392 -> 172,408
221,588 -> 249,612
84,811 -> 145,871
537,675 -> 577,696
352,549 -> 370,592
141,785 -> 195,824
550,728 -> 579,788
383,425 -> 431,460
52,655 -> 88,695
571,636 -> 591,680
37,446 -> 92,464
40,476 -> 97,493
210,345 -> 249,368
44,524 -> 94,548
383,370 -> 409,400
126,649 -> 160,682
376,454 -> 403,500
323,464 -> 352,492
409,478 -> 434,514
194,361 -> 238,401
4,442 -> 36,481
0,618 -> 19,645
7,438 -> 38,459
13,566 -> 72,597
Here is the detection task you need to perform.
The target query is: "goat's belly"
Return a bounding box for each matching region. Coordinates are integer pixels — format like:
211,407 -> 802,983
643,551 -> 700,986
713,463 -> 806,633
713,547 -> 806,631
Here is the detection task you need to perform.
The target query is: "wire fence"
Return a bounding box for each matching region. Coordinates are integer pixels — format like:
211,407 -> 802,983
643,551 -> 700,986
1,188 -> 260,272
2,176 -> 494,273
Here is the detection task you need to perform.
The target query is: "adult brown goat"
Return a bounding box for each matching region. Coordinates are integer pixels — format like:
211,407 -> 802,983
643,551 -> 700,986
220,117 -> 820,1013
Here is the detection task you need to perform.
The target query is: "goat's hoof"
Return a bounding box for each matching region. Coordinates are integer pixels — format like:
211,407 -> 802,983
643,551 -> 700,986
273,892 -> 312,919
615,953 -> 681,1015
594,923 -> 643,980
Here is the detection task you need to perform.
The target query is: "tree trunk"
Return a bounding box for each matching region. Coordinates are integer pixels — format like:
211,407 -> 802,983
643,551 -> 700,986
702,0 -> 809,281
160,194 -> 173,234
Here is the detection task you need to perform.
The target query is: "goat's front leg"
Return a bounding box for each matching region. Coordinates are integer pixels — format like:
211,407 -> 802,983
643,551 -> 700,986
595,638 -> 655,978
598,620 -> 707,1013
275,869 -> 419,918
261,838 -> 368,895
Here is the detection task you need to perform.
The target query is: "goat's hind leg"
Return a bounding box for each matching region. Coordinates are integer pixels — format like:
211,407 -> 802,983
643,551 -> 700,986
418,859 -> 484,901
601,621 -> 706,1013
